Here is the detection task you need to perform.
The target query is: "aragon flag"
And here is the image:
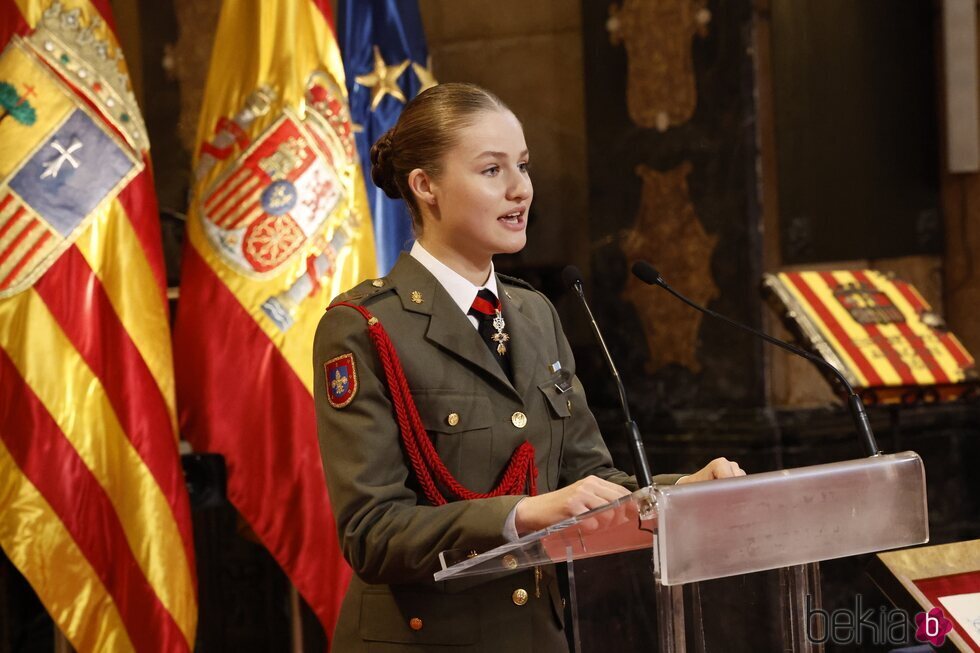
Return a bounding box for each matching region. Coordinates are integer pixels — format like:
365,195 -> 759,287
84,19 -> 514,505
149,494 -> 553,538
173,0 -> 376,644
0,1 -> 197,652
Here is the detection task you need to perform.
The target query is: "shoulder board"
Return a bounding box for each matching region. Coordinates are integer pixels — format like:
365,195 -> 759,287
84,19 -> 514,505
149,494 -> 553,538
329,278 -> 393,307
497,273 -> 536,292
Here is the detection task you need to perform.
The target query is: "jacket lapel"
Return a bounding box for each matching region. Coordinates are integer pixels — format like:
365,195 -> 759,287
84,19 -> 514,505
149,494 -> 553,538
387,255 -> 517,397
498,282 -> 544,399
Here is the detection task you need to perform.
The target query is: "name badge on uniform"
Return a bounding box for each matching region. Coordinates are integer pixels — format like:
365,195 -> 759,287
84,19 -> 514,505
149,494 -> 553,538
554,371 -> 573,394
548,362 -> 573,393
325,353 -> 357,408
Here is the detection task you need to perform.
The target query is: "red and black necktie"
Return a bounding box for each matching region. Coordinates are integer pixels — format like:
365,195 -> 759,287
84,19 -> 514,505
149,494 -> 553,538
468,288 -> 512,378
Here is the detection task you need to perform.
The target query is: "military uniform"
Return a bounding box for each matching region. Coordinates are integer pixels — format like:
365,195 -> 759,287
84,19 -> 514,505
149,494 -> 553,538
313,254 -> 681,651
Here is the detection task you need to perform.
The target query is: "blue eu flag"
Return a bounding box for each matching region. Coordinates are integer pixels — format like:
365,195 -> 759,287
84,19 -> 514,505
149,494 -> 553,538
339,0 -> 434,275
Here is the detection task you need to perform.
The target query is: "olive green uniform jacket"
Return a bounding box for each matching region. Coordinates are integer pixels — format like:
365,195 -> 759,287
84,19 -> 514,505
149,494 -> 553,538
313,254 -> 681,651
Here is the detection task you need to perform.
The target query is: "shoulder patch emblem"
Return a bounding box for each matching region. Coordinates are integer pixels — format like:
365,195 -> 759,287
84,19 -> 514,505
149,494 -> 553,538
324,353 -> 357,408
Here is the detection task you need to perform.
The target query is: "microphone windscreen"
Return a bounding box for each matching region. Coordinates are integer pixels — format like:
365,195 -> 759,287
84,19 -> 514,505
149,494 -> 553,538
631,261 -> 662,286
561,265 -> 584,290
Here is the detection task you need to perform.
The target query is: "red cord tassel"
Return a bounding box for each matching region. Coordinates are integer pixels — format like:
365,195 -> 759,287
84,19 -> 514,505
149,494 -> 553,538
329,302 -> 538,506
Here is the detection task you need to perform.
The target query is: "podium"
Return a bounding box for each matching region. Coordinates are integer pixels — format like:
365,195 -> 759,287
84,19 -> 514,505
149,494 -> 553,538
435,452 -> 930,652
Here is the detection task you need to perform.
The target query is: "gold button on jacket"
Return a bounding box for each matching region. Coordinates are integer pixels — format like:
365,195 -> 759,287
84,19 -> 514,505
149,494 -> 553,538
512,588 -> 529,606
315,255 -> 684,651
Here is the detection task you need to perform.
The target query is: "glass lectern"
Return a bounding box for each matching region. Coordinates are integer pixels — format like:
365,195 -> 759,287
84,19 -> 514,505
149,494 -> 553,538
435,452 -> 929,652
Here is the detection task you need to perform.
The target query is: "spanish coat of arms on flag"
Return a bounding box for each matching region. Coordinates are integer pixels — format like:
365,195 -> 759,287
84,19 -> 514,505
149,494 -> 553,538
173,0 -> 376,645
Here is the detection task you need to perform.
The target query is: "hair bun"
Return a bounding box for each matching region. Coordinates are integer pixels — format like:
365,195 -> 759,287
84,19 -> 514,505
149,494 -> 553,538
370,131 -> 402,199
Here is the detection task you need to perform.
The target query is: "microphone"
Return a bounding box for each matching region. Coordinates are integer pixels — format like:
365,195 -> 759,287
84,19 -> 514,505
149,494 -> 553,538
562,265 -> 654,487
631,261 -> 881,458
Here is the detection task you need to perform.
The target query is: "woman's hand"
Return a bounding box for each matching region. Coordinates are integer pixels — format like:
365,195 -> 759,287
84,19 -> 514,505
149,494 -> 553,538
676,457 -> 746,484
514,475 -> 631,536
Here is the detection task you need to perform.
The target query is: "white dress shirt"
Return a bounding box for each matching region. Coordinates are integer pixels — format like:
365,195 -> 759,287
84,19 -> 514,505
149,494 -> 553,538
409,241 -> 500,327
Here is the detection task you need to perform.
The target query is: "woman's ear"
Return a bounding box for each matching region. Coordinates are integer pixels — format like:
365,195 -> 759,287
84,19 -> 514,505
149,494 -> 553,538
407,168 -> 437,207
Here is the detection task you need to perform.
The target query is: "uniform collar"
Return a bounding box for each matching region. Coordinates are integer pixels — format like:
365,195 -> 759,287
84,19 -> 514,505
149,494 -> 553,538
386,252 -> 544,399
409,241 -> 499,318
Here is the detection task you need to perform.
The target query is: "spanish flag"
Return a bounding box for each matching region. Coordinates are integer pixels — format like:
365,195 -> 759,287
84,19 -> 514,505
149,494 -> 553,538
173,0 -> 375,644
0,0 -> 196,651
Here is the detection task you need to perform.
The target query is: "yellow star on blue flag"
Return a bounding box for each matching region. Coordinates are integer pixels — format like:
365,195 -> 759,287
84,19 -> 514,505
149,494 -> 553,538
355,45 -> 410,110
339,0 -> 435,274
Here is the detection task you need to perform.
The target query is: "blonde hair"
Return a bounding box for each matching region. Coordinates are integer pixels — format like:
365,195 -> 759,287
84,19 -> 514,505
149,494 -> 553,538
369,83 -> 509,233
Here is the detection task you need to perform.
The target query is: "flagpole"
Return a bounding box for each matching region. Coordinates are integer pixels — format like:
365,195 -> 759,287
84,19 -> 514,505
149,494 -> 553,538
289,584 -> 304,653
53,627 -> 72,653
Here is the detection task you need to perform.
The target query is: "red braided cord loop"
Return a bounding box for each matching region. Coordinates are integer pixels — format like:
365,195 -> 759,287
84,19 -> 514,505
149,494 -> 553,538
328,302 -> 538,506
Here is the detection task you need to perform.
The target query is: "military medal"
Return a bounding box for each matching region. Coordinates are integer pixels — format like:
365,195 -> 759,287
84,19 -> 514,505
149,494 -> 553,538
490,310 -> 510,355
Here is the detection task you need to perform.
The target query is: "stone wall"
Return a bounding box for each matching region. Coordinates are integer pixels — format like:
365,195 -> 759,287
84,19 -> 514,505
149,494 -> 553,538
419,0 -> 591,269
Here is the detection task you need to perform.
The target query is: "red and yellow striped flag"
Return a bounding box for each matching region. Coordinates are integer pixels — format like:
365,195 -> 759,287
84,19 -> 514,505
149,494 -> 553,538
767,270 -> 977,402
173,0 -> 375,643
0,0 -> 197,651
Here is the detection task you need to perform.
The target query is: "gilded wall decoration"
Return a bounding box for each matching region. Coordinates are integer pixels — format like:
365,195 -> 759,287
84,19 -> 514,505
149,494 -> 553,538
621,162 -> 718,373
607,0 -> 710,132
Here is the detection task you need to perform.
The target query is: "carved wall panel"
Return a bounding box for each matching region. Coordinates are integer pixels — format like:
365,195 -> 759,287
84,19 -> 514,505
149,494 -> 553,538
607,0 -> 710,132
581,0 -> 764,409
621,162 -> 718,372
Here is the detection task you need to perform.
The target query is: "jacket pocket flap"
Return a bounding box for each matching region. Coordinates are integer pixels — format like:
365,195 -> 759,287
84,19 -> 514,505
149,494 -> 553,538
537,376 -> 572,418
414,390 -> 495,433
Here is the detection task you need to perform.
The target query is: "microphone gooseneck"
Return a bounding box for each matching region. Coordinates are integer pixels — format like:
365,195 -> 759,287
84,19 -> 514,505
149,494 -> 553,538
562,265 -> 654,487
630,261 -> 881,458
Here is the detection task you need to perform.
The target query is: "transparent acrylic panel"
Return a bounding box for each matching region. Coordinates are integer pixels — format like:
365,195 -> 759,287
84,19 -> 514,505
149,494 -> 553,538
437,452 -> 928,586
567,557 -> 798,653
435,487 -> 656,581
654,451 -> 929,585
567,550 -> 661,653
435,453 -> 927,652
